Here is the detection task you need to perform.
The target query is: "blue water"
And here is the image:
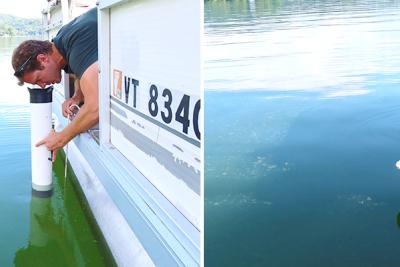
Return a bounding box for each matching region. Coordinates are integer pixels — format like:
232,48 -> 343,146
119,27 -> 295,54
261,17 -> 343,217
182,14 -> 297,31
0,105 -> 31,257
0,37 -> 33,263
205,1 -> 400,266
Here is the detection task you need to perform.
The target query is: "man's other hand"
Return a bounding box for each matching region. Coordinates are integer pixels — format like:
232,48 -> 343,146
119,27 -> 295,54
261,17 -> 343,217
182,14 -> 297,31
62,98 -> 80,118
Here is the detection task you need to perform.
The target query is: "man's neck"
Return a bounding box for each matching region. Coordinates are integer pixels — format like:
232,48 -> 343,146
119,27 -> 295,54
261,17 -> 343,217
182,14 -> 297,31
51,43 -> 66,69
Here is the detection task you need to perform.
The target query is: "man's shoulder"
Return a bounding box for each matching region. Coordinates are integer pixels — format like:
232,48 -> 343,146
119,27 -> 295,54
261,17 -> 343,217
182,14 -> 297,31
53,7 -> 98,78
74,7 -> 98,25
55,7 -> 97,38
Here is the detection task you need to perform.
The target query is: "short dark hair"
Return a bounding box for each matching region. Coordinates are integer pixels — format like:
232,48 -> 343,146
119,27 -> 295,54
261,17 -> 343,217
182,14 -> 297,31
12,40 -> 53,85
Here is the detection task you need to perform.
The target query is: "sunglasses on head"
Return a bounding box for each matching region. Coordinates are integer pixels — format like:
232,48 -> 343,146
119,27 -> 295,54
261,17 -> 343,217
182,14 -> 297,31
14,55 -> 33,77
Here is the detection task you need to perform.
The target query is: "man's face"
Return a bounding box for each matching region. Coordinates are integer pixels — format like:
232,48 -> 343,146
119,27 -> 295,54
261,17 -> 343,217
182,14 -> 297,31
22,54 -> 62,89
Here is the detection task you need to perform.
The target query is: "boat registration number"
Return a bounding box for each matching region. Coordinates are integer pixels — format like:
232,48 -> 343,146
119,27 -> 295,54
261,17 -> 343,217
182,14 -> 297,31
111,69 -> 201,142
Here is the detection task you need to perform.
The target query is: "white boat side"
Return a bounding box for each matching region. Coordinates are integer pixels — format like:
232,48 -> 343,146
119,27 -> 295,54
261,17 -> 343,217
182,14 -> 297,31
43,0 -> 201,266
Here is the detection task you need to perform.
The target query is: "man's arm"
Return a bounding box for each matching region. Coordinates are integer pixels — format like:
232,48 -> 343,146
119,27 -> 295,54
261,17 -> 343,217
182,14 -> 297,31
36,62 -> 99,160
62,61 -> 99,138
62,77 -> 84,117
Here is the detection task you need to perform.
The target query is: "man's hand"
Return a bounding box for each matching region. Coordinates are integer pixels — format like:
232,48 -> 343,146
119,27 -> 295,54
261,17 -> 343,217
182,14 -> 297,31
62,79 -> 84,118
36,129 -> 67,162
62,98 -> 80,118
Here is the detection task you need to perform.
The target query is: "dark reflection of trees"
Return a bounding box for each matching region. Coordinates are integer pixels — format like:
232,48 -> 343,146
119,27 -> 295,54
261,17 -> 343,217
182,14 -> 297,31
205,0 -> 400,25
397,212 -> 400,228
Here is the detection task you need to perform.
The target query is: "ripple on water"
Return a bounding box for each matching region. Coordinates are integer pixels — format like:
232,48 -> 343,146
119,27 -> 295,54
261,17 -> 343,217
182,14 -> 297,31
206,193 -> 272,208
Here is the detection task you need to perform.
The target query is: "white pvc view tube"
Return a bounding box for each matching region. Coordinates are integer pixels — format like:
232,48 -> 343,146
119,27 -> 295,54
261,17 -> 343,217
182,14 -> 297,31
28,86 -> 53,197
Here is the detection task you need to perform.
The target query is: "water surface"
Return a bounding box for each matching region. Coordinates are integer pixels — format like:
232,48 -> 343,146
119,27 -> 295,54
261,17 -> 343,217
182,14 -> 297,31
205,1 -> 400,266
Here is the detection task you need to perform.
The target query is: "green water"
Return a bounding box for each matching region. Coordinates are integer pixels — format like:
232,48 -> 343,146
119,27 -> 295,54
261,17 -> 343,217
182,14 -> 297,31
13,154 -> 116,267
0,38 -> 115,266
205,1 -> 400,266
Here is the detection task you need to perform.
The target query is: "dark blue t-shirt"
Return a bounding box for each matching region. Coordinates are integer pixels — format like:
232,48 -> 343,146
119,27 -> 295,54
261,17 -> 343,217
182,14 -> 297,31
52,8 -> 98,79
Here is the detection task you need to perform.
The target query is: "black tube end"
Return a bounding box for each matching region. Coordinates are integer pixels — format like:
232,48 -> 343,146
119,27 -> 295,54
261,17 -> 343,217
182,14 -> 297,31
28,86 -> 54,103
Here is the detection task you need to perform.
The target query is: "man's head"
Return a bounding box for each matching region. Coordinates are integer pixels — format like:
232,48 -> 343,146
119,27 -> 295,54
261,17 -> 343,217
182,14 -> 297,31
12,40 -> 63,88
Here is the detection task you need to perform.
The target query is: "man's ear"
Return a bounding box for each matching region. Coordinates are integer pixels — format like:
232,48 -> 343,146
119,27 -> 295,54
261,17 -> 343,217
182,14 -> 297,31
36,53 -> 48,63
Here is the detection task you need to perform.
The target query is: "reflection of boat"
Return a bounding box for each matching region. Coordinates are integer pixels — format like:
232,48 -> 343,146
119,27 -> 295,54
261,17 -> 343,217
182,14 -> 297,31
42,0 -> 201,266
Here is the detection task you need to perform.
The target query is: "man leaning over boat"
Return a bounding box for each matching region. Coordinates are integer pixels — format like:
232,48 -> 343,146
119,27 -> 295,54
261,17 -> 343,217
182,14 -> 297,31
11,8 -> 99,161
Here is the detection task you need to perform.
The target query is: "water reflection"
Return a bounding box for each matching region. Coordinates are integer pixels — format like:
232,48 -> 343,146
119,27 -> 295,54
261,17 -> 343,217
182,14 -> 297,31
0,37 -> 30,105
14,194 -> 74,266
205,0 -> 400,92
13,154 -> 113,267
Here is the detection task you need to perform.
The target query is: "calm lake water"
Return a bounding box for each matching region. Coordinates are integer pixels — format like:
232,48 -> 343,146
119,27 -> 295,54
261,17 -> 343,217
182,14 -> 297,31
0,38 -> 114,266
205,1 -> 400,266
